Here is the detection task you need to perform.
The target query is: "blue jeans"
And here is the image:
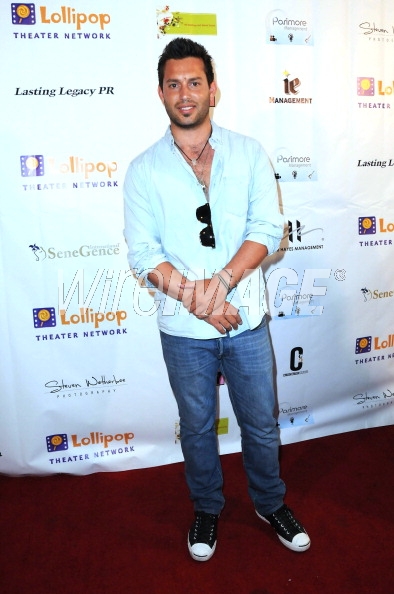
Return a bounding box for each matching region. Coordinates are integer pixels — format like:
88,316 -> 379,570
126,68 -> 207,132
160,317 -> 286,516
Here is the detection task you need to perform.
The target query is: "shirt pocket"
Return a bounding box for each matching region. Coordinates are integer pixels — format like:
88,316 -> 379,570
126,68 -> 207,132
218,175 -> 250,217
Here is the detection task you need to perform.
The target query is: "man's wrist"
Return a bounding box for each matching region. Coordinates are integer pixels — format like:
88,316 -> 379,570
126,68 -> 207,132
216,272 -> 231,293
217,268 -> 237,293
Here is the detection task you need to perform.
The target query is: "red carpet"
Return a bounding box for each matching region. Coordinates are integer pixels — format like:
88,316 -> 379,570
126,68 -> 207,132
1,425 -> 393,594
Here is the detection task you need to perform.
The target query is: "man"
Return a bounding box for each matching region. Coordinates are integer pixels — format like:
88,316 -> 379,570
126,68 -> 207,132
124,37 -> 310,562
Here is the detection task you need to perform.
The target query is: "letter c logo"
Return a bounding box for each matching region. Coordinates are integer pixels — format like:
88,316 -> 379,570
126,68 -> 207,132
290,346 -> 303,371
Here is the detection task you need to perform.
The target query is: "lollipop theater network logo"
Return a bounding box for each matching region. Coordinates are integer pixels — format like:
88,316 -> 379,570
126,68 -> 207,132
357,76 -> 394,97
21,155 -> 44,177
11,3 -> 36,24
355,334 -> 394,362
357,77 -> 393,109
33,306 -> 127,332
358,216 -> 394,246
20,154 -> 117,179
355,336 -> 372,354
20,154 -> 119,193
47,431 -> 134,452
46,433 -> 68,452
33,307 -> 56,328
45,430 -> 136,469
11,3 -> 111,30
359,216 -> 376,235
357,77 -> 375,96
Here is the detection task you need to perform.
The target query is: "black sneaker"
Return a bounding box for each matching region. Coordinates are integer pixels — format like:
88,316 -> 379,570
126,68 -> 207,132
188,511 -> 219,561
256,504 -> 310,552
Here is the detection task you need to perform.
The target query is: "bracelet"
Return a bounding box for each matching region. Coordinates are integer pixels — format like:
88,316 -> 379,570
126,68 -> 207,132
217,273 -> 231,293
221,268 -> 238,291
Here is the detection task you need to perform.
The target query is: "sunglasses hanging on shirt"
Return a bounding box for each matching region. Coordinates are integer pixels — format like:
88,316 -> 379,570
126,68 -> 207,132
173,128 -> 215,248
196,203 -> 215,248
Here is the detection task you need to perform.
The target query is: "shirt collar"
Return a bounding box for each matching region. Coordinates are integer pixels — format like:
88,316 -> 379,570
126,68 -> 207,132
165,120 -> 222,152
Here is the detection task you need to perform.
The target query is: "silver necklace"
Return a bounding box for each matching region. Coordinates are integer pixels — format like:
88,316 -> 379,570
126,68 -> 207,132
194,146 -> 210,192
174,127 -> 212,166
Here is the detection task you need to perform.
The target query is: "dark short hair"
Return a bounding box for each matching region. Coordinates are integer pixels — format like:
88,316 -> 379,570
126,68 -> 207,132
158,37 -> 215,88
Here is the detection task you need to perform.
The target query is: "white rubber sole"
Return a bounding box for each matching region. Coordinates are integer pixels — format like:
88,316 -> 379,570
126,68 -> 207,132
188,539 -> 217,561
256,510 -> 311,552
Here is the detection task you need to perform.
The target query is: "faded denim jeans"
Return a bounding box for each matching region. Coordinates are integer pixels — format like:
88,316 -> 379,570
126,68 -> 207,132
160,317 -> 286,516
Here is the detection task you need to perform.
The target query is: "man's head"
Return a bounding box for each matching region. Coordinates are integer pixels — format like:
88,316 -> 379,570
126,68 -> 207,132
158,37 -> 215,89
157,38 -> 217,131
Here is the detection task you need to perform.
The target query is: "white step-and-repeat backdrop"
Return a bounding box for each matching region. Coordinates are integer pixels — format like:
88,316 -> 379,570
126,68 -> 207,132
1,0 -> 393,475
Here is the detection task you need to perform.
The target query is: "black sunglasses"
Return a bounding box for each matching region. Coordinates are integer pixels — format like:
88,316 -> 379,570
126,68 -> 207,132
196,203 -> 216,248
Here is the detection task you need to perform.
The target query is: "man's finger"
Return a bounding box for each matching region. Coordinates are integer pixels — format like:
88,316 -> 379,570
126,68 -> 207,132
203,314 -> 239,333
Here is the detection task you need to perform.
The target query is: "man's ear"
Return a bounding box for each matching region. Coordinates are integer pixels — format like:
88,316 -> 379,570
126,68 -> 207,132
209,81 -> 217,108
158,85 -> 164,104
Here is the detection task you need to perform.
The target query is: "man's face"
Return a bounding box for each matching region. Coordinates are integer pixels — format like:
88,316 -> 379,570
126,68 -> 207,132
158,57 -> 216,129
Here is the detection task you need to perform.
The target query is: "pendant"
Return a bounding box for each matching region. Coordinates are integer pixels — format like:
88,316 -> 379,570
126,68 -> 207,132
191,159 -> 197,166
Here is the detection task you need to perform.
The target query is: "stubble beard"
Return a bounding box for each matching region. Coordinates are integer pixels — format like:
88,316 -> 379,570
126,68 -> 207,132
165,100 -> 211,130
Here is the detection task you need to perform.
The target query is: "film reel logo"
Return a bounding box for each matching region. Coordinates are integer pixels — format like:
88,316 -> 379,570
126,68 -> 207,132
46,434 -> 68,452
11,3 -> 36,25
358,217 -> 376,235
357,77 -> 375,96
20,155 -> 45,177
33,307 -> 56,328
355,336 -> 372,354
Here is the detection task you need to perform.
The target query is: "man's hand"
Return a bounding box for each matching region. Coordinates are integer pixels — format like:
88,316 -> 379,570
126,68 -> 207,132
179,277 -> 241,332
203,301 -> 242,334
180,277 -> 227,318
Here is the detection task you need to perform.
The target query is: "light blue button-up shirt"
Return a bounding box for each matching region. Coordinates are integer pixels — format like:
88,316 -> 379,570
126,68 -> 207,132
123,121 -> 284,339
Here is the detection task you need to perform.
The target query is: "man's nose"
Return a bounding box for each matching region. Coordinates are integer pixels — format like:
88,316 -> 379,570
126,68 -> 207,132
180,83 -> 190,100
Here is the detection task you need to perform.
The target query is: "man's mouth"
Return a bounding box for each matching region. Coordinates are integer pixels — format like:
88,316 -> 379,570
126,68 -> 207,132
179,104 -> 195,114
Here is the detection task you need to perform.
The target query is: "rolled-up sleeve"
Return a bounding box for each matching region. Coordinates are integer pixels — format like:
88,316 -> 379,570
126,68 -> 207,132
123,155 -> 167,284
244,141 -> 284,255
